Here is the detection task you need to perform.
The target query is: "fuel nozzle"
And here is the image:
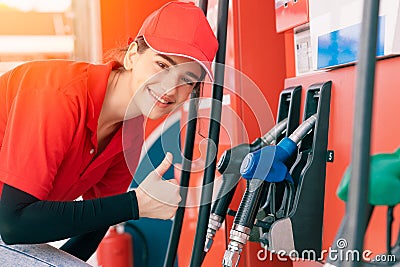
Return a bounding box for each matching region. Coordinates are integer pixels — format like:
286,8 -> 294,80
222,115 -> 317,267
204,144 -> 252,254
204,119 -> 288,254
222,227 -> 248,267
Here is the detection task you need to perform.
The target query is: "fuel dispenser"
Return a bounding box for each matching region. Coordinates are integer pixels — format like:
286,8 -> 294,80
204,85 -> 302,258
222,81 -> 332,266
267,81 -> 332,256
323,1 -> 400,265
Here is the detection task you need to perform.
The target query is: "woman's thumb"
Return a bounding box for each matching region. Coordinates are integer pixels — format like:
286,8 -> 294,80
155,152 -> 173,176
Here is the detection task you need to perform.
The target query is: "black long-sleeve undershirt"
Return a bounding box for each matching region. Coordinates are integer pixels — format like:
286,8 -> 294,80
59,228 -> 109,261
0,184 -> 139,260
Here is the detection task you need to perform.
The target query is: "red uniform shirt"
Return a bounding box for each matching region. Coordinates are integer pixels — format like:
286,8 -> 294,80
0,60 -> 144,201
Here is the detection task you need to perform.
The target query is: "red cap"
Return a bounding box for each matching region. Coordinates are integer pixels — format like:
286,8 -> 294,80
134,1 -> 218,80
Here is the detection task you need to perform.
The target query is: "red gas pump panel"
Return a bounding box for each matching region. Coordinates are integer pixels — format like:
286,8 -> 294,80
275,0 -> 309,33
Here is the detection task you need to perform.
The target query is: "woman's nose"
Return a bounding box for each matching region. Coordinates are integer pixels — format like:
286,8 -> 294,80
160,72 -> 180,94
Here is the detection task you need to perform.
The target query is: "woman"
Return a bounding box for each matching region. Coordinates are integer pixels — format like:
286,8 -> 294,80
0,1 -> 218,261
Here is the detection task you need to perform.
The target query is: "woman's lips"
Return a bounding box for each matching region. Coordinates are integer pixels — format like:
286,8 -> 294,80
147,87 -> 175,107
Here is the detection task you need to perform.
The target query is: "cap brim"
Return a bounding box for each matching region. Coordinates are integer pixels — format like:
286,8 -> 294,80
143,36 -> 214,81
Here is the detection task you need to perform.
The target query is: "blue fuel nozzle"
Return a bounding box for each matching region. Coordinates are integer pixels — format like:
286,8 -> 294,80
240,137 -> 297,182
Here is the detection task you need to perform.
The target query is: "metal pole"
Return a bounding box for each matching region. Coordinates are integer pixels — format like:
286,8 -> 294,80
198,0 -> 209,16
342,1 -> 380,267
164,91 -> 200,267
190,0 -> 229,266
163,2 -> 209,266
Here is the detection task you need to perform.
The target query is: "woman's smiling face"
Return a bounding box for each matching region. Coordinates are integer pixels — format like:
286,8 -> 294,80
123,42 -> 203,120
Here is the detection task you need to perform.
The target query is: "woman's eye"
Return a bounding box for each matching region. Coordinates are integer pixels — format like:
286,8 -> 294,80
157,61 -> 169,70
182,77 -> 194,86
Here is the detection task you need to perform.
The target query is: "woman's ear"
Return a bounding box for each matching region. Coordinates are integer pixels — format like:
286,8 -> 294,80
123,42 -> 139,70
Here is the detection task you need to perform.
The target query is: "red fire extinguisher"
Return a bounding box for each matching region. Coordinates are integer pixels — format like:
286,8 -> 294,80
97,224 -> 134,267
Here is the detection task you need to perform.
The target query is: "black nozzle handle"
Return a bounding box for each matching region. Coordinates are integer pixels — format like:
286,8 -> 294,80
217,144 -> 252,175
233,179 -> 267,228
259,182 -> 276,213
211,173 -> 241,218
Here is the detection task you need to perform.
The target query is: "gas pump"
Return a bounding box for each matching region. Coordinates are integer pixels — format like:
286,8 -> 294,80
204,86 -> 302,257
324,1 -> 400,266
222,81 -> 332,267
269,81 -> 332,256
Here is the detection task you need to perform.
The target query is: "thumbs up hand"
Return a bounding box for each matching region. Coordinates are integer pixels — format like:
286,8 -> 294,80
134,153 -> 182,219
